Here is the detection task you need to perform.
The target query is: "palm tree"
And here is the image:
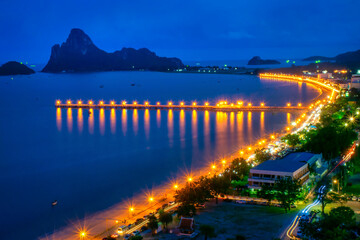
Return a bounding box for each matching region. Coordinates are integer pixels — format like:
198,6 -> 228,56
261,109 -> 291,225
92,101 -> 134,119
147,215 -> 158,235
199,224 -> 215,240
159,211 -> 173,232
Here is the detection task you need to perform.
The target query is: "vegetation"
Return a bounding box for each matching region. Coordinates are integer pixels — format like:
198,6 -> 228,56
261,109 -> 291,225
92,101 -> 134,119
147,215 -> 159,235
253,148 -> 272,164
258,184 -> 275,205
274,178 -> 301,212
199,224 -> 216,240
158,211 -> 173,231
320,191 -> 347,215
300,206 -> 358,240
129,236 -> 143,240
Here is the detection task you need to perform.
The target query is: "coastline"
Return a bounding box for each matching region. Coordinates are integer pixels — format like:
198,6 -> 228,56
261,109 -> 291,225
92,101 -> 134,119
41,73 -> 338,240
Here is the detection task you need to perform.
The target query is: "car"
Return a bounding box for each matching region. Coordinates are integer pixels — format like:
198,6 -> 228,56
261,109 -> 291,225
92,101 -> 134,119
133,230 -> 140,236
124,233 -> 134,240
169,201 -> 175,206
110,234 -> 119,238
235,200 -> 246,204
352,196 -> 358,201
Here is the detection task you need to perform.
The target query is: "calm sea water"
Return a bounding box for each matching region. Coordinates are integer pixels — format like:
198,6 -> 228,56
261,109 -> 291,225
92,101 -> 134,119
0,71 -> 319,239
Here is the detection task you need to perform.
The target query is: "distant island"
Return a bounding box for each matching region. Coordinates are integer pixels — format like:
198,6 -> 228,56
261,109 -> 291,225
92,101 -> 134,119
0,61 -> 35,76
302,56 -> 334,61
247,56 -> 280,65
42,28 -> 184,73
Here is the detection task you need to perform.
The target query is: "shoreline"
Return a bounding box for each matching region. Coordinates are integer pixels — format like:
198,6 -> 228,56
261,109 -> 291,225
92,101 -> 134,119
41,74 -> 338,240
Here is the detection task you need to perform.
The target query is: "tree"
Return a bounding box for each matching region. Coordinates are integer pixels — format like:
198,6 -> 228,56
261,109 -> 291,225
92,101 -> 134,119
300,206 -> 356,240
176,203 -> 196,217
174,178 -> 211,205
159,211 -> 173,231
329,206 -> 355,226
258,184 -> 275,205
254,148 -> 272,165
199,224 -> 216,240
274,178 -> 301,212
320,191 -> 348,215
147,215 -> 158,235
208,174 -> 231,204
282,133 -> 301,147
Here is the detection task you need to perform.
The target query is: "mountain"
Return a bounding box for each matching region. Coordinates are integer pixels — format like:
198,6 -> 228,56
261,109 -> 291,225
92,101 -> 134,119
42,28 -> 184,73
302,56 -> 334,61
335,49 -> 360,70
0,61 -> 35,76
247,56 -> 280,65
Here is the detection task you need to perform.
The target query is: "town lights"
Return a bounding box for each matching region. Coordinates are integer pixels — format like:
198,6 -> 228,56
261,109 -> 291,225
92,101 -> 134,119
157,102 -> 160,105
248,103 -> 252,107
211,164 -> 216,169
205,102 -> 209,106
240,151 -> 244,155
230,103 -> 234,107
99,101 -> 104,105
187,177 -> 192,182
129,207 -> 134,212
350,117 -> 355,122
133,101 -> 137,105
67,100 -> 71,105
89,101 -> 93,105
78,100 -> 82,104
192,102 -> 197,106
148,197 -> 154,202
260,103 -> 264,107
287,103 -> 291,107
286,127 -> 290,131
237,101 -> 243,105
248,147 -> 252,151
298,103 -> 302,107
222,159 -> 226,164
173,184 -> 179,189
180,102 -> 184,106
168,102 -> 172,106
270,135 -> 275,139
56,100 -> 61,105
145,101 -> 149,105
111,101 -> 115,105
122,101 -> 126,105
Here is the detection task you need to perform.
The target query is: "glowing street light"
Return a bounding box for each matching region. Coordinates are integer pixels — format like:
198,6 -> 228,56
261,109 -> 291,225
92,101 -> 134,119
133,101 -> 137,105
56,100 -> 61,105
173,184 -> 179,189
148,197 -> 154,202
298,103 -> 302,107
205,102 -> 209,106
145,101 -> 149,105
287,103 -> 291,107
260,103 -> 265,107
67,100 -> 71,105
221,159 -> 226,164
270,135 -> 275,139
99,101 -> 104,105
168,102 -> 172,106
211,164 -> 216,169
237,101 -> 243,105
248,103 -> 252,107
192,102 -> 197,106
350,117 -> 355,122
157,102 -> 160,105
187,177 -> 193,182
122,101 -> 126,105
88,101 -> 93,105
111,101 -> 115,105
180,102 -> 184,106
240,151 -> 244,155
78,100 -> 82,105
248,146 -> 252,151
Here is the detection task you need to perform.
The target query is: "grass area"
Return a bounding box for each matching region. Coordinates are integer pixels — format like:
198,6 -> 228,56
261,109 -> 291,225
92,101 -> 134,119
344,174 -> 360,195
194,200 -> 304,240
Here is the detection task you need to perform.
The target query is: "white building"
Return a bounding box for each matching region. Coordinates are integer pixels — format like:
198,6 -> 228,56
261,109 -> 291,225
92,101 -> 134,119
351,74 -> 360,89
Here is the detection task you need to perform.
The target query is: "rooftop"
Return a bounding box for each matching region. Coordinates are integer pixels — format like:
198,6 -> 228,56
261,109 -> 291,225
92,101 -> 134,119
252,152 -> 316,173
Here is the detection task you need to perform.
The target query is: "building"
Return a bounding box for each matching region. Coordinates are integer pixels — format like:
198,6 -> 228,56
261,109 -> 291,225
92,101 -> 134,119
248,152 -> 322,189
178,217 -> 195,234
351,74 -> 360,89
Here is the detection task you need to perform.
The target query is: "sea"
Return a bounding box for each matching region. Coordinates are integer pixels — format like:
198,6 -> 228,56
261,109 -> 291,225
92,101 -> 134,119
0,70 -> 320,239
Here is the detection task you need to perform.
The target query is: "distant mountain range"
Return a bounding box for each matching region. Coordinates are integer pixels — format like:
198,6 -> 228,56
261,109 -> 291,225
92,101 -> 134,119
0,61 -> 35,76
247,56 -> 280,65
302,50 -> 360,70
42,28 -> 184,73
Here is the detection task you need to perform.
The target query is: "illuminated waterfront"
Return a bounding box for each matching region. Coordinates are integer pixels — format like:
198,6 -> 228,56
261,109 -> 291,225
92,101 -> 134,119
0,71 -> 320,239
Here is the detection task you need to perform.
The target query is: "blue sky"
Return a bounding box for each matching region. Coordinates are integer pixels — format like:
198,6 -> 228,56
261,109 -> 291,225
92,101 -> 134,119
1,0 -> 360,63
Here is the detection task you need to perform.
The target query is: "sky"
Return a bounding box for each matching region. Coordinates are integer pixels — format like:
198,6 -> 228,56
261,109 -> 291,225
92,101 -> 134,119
1,0 -> 360,64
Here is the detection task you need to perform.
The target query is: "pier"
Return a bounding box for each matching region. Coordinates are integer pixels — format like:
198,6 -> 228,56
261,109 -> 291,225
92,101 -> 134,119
56,101 -> 308,112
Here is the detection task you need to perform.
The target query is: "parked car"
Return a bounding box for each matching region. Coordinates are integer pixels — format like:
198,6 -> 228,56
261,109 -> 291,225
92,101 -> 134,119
135,218 -> 144,224
133,230 -> 141,236
352,196 -> 358,201
169,201 -> 176,206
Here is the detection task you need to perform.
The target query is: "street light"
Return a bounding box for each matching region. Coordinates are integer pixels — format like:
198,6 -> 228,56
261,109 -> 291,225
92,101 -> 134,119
333,179 -> 339,193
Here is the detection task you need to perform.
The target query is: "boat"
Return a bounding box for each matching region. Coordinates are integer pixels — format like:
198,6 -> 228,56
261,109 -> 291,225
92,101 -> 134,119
52,200 -> 58,206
